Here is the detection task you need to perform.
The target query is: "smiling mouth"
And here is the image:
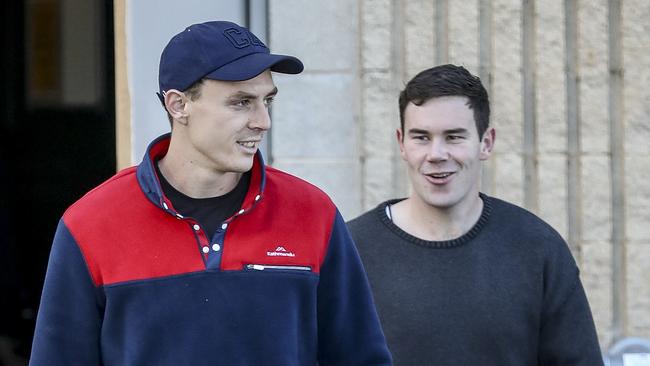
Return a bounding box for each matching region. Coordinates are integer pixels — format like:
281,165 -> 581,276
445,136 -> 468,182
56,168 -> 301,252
427,172 -> 454,179
237,140 -> 259,149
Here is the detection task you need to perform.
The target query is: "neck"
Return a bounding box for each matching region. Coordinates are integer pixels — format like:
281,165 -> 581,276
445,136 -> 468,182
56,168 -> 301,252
157,138 -> 242,199
391,192 -> 484,241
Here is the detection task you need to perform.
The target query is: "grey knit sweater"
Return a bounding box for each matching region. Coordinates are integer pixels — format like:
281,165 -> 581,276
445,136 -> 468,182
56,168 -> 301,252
347,194 -> 604,366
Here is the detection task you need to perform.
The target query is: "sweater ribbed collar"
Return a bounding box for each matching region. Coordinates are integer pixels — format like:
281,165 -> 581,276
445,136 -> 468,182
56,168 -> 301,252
376,193 -> 492,249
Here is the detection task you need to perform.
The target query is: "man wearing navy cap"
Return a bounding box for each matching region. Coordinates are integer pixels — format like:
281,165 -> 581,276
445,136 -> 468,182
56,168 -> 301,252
30,21 -> 391,366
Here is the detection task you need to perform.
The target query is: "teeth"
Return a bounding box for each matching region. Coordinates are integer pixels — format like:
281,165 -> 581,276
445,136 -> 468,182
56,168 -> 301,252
430,173 -> 452,178
238,141 -> 256,148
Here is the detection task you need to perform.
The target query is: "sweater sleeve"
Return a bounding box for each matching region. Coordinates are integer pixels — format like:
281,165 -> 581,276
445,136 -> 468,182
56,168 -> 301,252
538,238 -> 604,366
29,219 -> 103,366
316,211 -> 392,365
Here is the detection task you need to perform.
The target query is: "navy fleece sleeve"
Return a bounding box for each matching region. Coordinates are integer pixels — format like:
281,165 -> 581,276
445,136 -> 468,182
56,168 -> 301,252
317,211 -> 392,365
30,220 -> 103,366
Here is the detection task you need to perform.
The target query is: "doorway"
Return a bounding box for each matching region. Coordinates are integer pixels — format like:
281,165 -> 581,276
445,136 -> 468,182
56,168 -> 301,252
0,1 -> 115,363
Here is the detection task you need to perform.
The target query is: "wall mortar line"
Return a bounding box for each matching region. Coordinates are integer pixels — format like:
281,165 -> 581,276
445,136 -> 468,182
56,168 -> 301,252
609,0 -> 626,344
522,0 -> 538,212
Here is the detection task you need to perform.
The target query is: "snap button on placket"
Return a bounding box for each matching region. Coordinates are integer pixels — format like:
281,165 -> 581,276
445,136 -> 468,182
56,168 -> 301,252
191,223 -> 210,256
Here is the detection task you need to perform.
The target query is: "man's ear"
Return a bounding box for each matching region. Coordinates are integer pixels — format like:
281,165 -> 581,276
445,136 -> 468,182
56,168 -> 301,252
479,127 -> 495,160
164,90 -> 188,125
396,128 -> 406,160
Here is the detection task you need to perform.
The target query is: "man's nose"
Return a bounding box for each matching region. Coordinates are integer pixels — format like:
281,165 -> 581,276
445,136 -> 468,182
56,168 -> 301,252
249,103 -> 271,130
427,139 -> 449,162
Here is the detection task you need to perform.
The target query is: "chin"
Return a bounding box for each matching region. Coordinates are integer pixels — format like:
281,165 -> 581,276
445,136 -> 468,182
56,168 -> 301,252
214,156 -> 254,174
424,198 -> 458,209
232,159 -> 255,173
416,190 -> 460,209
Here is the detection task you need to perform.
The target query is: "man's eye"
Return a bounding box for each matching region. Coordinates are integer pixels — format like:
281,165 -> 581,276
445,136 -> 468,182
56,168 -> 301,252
264,97 -> 275,107
235,99 -> 251,107
413,135 -> 429,141
447,135 -> 463,141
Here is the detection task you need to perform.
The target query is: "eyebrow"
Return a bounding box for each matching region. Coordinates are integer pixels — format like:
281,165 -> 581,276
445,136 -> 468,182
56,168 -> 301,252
443,128 -> 469,135
407,128 -> 430,135
229,87 -> 278,100
407,127 -> 469,135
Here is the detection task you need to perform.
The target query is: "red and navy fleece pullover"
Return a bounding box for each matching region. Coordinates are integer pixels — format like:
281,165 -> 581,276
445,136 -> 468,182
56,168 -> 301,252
30,134 -> 392,366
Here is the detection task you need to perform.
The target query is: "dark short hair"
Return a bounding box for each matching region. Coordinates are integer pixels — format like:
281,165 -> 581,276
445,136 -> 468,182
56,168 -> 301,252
398,64 -> 490,139
165,79 -> 205,127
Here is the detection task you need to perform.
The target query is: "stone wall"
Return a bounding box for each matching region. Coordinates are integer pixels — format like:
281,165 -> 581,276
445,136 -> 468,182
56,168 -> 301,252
268,0 -> 362,217
269,0 -> 650,348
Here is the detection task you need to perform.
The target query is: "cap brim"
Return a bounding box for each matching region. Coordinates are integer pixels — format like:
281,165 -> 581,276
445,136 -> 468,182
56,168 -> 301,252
204,53 -> 304,82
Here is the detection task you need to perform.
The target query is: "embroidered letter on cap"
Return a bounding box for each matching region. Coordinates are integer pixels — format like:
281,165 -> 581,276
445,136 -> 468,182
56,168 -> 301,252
223,28 -> 250,48
223,28 -> 266,49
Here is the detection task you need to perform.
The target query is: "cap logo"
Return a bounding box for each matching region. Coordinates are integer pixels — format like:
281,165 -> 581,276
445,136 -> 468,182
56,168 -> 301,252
223,27 -> 266,49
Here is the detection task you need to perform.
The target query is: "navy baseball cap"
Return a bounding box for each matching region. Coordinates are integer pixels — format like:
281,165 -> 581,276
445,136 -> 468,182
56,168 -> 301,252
157,21 -> 303,101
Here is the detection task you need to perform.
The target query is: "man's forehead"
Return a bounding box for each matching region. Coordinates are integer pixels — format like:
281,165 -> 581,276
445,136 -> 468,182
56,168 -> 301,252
405,106 -> 473,120
204,72 -> 277,95
404,98 -> 476,132
408,95 -> 470,109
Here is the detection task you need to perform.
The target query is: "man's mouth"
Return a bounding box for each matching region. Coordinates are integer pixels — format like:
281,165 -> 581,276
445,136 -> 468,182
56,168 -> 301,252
237,140 -> 260,149
424,171 -> 456,184
428,172 -> 453,179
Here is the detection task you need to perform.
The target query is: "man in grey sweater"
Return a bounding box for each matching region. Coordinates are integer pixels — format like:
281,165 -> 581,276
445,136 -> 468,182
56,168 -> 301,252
348,64 -> 603,366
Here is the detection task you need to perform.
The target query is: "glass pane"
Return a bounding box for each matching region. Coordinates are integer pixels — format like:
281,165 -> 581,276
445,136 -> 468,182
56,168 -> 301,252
25,0 -> 104,108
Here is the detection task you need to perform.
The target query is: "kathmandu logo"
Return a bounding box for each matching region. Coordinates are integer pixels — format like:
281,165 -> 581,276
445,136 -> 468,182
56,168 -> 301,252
267,246 -> 296,257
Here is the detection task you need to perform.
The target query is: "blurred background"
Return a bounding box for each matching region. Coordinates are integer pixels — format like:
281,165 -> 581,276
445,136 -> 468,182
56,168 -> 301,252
1,0 -> 648,364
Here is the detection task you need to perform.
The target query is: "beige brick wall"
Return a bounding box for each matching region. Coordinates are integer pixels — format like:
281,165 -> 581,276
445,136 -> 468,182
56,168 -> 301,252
269,0 -> 650,349
268,0 -> 362,216
623,0 -> 650,340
